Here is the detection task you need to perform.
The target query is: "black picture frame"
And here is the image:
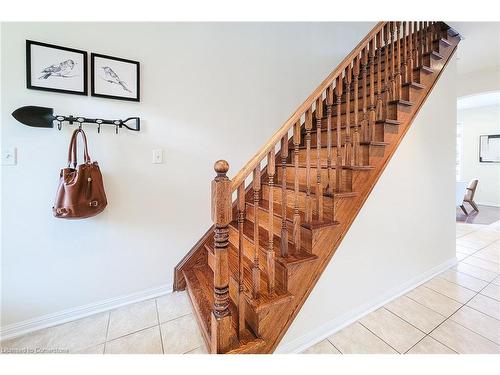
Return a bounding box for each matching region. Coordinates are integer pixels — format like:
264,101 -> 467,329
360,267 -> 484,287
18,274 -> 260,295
479,134 -> 500,163
26,40 -> 88,96
91,53 -> 140,102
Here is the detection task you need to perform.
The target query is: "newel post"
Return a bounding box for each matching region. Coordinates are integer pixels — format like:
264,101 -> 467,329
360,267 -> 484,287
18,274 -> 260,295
211,160 -> 236,353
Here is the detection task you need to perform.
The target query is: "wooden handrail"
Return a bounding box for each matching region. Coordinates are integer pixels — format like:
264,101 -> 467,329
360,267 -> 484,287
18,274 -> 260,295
229,21 -> 386,192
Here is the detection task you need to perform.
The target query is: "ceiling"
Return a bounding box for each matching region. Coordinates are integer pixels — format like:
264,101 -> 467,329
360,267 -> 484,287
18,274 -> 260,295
448,22 -> 500,75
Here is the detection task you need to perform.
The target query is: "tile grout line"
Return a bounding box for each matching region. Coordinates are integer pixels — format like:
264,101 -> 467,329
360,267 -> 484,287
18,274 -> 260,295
423,271 -> 500,349
325,337 -> 343,354
357,321 -> 401,354
102,312 -> 111,354
155,298 -> 165,354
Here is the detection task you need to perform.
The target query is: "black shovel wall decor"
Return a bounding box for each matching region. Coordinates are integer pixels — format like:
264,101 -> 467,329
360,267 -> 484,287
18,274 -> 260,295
12,105 -> 140,133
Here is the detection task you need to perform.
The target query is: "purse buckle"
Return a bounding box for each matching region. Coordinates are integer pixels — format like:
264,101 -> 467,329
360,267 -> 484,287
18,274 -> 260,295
89,200 -> 99,207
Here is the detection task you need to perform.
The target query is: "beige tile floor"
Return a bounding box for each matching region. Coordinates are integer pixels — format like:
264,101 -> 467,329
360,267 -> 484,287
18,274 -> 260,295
2,220 -> 500,354
302,220 -> 500,354
1,292 -> 207,354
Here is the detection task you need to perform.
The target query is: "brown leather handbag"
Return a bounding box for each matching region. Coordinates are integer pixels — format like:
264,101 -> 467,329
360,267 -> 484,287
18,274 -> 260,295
53,128 -> 107,219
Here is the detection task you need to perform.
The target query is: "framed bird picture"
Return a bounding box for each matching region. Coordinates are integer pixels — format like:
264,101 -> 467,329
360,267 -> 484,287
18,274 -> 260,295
91,53 -> 140,102
26,40 -> 88,96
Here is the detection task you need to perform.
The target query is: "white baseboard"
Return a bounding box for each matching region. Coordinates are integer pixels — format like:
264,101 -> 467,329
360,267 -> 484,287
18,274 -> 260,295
274,257 -> 457,354
0,283 -> 173,341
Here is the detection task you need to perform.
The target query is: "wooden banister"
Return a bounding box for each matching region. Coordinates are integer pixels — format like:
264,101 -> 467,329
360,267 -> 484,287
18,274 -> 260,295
229,22 -> 386,192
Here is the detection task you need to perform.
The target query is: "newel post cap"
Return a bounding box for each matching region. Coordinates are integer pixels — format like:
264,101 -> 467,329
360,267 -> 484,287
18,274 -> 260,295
214,160 -> 229,175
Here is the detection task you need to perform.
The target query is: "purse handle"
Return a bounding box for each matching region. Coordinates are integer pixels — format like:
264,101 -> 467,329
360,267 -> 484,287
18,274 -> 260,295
67,128 -> 91,168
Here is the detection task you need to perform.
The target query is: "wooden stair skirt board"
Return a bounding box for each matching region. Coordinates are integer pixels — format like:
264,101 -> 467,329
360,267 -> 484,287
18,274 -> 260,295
174,22 -> 461,354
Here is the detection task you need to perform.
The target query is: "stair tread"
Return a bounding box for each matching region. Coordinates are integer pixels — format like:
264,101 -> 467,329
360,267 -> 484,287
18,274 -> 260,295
284,162 -> 375,170
308,118 -> 400,132
296,140 -> 389,149
262,179 -> 359,199
321,99 -> 413,117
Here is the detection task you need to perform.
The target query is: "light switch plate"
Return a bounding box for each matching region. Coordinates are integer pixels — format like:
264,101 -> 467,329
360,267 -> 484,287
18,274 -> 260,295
152,149 -> 163,164
2,147 -> 17,166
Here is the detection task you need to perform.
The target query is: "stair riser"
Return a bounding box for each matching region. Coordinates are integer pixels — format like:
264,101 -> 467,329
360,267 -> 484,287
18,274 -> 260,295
278,166 -> 354,193
245,203 -> 312,252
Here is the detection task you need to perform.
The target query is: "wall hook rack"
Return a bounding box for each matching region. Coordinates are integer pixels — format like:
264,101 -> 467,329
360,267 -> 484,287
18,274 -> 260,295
11,106 -> 140,133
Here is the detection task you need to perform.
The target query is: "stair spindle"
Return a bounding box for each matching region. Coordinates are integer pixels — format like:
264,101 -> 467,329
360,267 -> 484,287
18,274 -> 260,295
402,21 -> 408,84
266,151 -> 275,294
376,31 -> 384,121
236,183 -> 246,337
424,21 -> 429,54
293,120 -> 302,246
335,76 -> 343,192
326,85 -> 334,194
395,21 -> 402,100
408,21 -> 414,83
413,21 -> 419,69
280,136 -> 289,257
315,97 -> 324,220
344,66 -> 353,167
361,47 -> 368,143
252,167 -> 261,299
368,38 -> 376,141
305,108 -> 313,223
353,55 -> 361,166
419,22 -> 424,68
383,24 -> 391,118
389,22 -> 396,100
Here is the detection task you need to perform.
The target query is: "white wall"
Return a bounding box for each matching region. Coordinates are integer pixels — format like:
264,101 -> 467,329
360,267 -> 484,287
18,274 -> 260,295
0,22 -> 375,330
277,54 -> 458,352
458,105 -> 500,206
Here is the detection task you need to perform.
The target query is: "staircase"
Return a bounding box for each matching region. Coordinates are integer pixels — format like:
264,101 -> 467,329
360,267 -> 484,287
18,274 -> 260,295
174,21 -> 460,354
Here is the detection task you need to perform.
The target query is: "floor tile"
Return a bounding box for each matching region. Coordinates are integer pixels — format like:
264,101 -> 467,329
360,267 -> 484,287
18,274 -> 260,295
423,277 -> 476,303
3,312 -> 110,353
474,246 -> 500,263
185,345 -> 209,354
405,286 -> 462,317
492,276 -> 500,287
107,299 -> 158,341
450,306 -> 500,345
437,269 -> 488,292
406,336 -> 456,354
51,313 -> 110,353
301,339 -> 341,354
456,245 -> 478,255
385,295 -> 446,334
456,236 -> 491,251
156,291 -> 192,323
454,262 -> 498,282
461,256 -> 500,273
480,283 -> 500,301
160,314 -> 204,354
1,329 -> 54,354
359,308 -> 424,353
75,344 -> 105,354
430,320 -> 500,354
467,294 -> 500,320
105,326 -> 162,354
456,252 -> 468,261
327,322 -> 396,354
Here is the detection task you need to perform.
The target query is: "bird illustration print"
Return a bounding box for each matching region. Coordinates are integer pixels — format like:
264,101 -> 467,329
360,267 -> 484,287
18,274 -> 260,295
100,66 -> 131,93
39,59 -> 76,79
